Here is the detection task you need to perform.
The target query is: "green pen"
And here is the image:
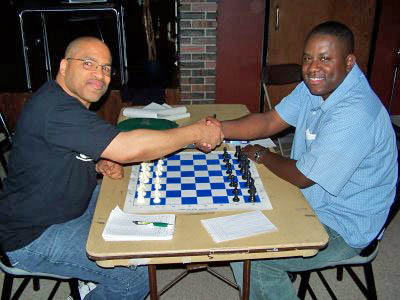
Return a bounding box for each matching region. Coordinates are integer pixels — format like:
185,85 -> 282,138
132,221 -> 172,227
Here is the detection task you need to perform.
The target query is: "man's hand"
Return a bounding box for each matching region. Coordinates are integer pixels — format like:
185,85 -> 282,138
96,159 -> 124,179
242,144 -> 269,164
195,117 -> 224,152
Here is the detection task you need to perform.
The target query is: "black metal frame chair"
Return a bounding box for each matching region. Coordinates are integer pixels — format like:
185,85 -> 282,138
17,0 -> 128,90
0,251 -> 80,300
0,112 -> 13,190
297,198 -> 399,300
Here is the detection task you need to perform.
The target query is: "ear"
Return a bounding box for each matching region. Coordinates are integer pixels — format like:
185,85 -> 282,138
345,54 -> 356,72
59,59 -> 68,77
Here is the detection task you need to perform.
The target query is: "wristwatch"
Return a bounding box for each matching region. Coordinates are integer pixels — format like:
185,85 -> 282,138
253,151 -> 262,163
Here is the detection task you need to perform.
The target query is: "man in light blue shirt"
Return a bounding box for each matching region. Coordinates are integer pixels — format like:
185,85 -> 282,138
215,21 -> 398,299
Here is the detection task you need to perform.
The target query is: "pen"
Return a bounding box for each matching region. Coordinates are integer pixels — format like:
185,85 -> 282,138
132,221 -> 172,227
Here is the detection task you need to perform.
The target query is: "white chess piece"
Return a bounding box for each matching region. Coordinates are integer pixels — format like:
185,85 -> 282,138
153,190 -> 161,204
137,189 -> 146,204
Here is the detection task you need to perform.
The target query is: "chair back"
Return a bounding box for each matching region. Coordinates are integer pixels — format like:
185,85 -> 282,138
261,64 -> 302,112
261,64 -> 302,86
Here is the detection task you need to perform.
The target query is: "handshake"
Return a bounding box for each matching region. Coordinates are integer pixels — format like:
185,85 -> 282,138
193,116 -> 224,152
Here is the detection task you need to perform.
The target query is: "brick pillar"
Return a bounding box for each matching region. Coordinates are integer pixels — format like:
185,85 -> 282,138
179,0 -> 217,105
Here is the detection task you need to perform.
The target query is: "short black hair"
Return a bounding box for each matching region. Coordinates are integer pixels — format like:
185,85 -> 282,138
306,21 -> 354,54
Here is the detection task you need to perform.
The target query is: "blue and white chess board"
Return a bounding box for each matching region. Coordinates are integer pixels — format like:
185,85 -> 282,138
123,151 -> 272,213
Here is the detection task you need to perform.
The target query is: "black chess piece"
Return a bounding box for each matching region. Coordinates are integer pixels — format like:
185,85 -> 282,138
235,145 -> 241,157
248,193 -> 256,202
223,154 -> 229,163
232,186 -> 240,202
245,174 -> 252,187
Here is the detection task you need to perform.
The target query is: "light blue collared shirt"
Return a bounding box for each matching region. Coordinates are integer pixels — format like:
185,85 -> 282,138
275,64 -> 398,248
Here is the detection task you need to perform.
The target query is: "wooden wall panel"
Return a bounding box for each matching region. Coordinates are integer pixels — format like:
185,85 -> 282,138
369,0 -> 400,114
216,0 -> 265,113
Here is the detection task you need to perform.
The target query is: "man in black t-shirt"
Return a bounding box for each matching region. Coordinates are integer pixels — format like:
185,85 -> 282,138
0,37 -> 222,299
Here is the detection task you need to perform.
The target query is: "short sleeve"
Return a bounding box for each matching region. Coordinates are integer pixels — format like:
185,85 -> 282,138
46,101 -> 119,161
275,82 -> 307,126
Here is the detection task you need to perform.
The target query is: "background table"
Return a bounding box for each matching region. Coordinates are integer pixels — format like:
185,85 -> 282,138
86,104 -> 328,299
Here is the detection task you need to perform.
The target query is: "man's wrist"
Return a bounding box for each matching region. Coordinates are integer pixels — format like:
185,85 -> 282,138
253,149 -> 269,163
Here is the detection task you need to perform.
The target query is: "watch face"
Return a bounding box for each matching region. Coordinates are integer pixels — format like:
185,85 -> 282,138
254,152 -> 260,162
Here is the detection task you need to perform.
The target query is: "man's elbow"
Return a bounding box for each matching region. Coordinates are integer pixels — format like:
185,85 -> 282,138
297,177 -> 315,189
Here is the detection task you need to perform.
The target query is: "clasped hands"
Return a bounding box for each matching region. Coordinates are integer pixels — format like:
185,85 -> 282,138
194,116 -> 224,152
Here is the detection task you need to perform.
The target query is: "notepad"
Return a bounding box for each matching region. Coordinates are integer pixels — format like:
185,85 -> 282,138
201,210 -> 277,243
102,206 -> 176,241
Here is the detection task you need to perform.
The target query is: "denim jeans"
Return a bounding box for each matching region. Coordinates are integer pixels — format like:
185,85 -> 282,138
6,185 -> 149,300
230,226 -> 361,300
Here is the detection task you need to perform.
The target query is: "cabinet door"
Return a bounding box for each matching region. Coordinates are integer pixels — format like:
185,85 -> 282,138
266,0 -> 376,107
216,0 -> 265,113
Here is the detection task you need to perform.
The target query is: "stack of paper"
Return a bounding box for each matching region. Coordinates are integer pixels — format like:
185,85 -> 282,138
102,206 -> 176,241
122,103 -> 190,121
201,210 -> 277,243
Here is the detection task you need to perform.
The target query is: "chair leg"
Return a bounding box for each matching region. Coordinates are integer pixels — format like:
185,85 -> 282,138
11,277 -> 31,300
32,277 -> 40,291
48,280 -> 62,300
68,279 -> 81,300
297,272 -> 310,299
1,273 -> 14,300
363,263 -> 377,300
337,265 -> 344,281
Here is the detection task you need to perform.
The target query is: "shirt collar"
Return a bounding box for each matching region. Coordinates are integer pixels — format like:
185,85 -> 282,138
319,64 -> 363,112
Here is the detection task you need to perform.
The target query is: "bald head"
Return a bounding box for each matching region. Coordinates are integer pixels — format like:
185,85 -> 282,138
56,36 -> 113,108
64,36 -> 111,61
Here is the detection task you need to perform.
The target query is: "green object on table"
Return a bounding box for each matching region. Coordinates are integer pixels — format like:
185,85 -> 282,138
117,118 -> 178,131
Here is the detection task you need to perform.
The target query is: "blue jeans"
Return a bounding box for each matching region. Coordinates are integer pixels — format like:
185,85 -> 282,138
6,185 -> 149,300
231,226 -> 361,300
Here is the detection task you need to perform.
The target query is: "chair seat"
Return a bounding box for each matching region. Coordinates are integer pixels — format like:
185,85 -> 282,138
0,260 -> 72,280
319,243 -> 379,269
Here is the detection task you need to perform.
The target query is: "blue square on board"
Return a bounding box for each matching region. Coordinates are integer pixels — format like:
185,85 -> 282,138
195,177 -> 210,183
211,182 -> 225,189
182,197 -> 198,204
209,170 -> 223,177
181,171 -> 195,177
182,183 -> 196,190
194,165 -> 208,171
166,190 -> 181,197
212,196 -> 230,204
167,177 -> 181,184
197,190 -> 212,197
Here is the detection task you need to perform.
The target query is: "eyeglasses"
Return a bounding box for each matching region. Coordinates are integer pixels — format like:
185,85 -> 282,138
66,58 -> 114,77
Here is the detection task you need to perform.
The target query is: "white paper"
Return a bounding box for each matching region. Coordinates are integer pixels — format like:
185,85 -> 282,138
201,210 -> 277,243
102,206 -> 175,241
122,102 -> 190,121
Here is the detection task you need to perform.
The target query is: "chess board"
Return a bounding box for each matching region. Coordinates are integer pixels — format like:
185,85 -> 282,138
123,151 -> 272,213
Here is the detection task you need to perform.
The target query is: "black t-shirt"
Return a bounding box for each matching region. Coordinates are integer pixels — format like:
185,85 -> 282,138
0,81 -> 120,251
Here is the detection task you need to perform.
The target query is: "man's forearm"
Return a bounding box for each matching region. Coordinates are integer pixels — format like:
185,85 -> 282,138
258,151 -> 314,189
222,110 -> 290,141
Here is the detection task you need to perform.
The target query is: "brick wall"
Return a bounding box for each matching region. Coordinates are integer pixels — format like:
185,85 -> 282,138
179,0 -> 218,105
